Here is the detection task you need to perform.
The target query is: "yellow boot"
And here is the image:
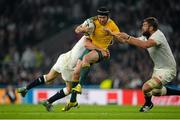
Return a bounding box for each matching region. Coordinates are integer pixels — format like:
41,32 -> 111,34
61,101 -> 79,111
72,84 -> 82,94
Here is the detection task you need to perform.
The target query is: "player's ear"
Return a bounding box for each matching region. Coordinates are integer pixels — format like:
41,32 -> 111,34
149,26 -> 154,32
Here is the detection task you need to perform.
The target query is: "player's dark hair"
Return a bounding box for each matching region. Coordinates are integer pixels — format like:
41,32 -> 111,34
97,7 -> 110,16
143,17 -> 158,31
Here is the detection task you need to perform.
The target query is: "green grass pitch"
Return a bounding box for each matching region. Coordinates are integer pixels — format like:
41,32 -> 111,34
0,104 -> 179,119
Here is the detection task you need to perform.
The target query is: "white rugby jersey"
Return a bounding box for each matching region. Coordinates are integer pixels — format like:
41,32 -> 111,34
139,29 -> 176,70
60,36 -> 86,70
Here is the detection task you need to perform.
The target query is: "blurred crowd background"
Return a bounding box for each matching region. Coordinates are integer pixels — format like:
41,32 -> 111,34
0,0 -> 180,88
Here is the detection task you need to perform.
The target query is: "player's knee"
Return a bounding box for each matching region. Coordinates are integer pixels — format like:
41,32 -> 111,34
152,89 -> 162,96
45,74 -> 52,81
63,87 -> 71,95
45,73 -> 55,84
66,86 -> 72,94
152,77 -> 163,88
152,87 -> 167,96
142,83 -> 153,93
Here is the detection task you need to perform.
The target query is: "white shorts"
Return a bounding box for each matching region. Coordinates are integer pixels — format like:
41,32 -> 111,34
152,68 -> 176,85
52,54 -> 73,82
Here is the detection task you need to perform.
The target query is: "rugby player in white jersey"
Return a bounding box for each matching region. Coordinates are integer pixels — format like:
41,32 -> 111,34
17,33 -> 94,111
105,17 -> 180,112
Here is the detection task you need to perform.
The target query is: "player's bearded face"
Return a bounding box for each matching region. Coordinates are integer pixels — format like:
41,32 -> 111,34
98,15 -> 108,25
142,22 -> 151,38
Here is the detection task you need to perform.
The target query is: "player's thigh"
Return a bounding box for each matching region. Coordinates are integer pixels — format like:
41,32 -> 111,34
61,68 -> 73,82
45,69 -> 60,82
74,60 -> 82,73
83,50 -> 99,64
73,60 -> 82,80
152,69 -> 176,85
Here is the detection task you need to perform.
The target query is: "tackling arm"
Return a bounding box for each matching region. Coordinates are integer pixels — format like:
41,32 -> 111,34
84,38 -> 110,58
125,37 -> 157,48
84,38 -> 104,51
104,28 -> 157,49
118,32 -> 157,48
103,28 -> 124,43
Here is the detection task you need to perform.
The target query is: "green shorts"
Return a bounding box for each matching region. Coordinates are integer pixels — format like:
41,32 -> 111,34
79,49 -> 105,63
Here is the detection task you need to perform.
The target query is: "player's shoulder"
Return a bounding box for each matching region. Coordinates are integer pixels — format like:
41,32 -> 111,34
107,18 -> 118,26
151,29 -> 165,38
108,18 -> 115,22
150,29 -> 166,45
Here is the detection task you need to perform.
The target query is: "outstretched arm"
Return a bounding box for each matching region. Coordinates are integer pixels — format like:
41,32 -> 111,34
103,28 -> 126,43
117,32 -> 157,48
84,38 -> 102,51
104,28 -> 157,48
